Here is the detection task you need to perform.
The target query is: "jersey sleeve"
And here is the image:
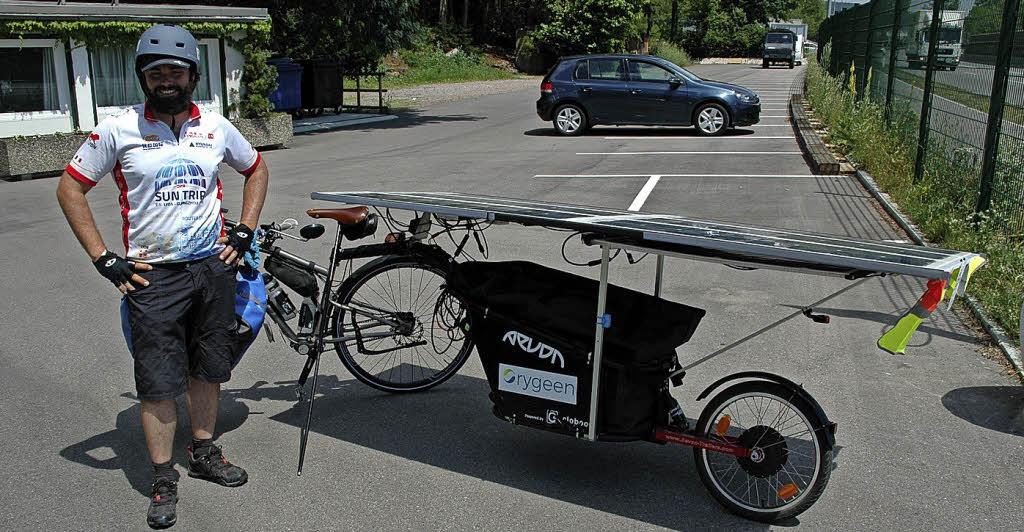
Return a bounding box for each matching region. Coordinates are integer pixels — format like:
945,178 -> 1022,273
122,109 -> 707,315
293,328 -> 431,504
221,121 -> 261,177
65,120 -> 117,186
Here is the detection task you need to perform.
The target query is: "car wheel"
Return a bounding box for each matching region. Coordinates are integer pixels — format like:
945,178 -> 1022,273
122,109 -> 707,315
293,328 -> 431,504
763,59 -> 769,69
694,103 -> 729,136
554,104 -> 587,136
788,59 -> 794,69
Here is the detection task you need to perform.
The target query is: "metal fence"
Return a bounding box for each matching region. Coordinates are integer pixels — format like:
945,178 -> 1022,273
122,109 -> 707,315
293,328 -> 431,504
819,0 -> 1024,235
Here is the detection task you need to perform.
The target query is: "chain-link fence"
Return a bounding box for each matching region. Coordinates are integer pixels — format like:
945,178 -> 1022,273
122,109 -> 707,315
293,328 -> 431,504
819,0 -> 1024,235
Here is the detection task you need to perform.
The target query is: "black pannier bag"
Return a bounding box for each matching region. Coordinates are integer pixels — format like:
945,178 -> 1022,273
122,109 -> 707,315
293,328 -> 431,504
447,261 -> 705,440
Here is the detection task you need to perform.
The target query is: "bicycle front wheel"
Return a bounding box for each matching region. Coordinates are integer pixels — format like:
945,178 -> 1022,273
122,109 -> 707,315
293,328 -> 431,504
332,254 -> 473,393
693,381 -> 833,522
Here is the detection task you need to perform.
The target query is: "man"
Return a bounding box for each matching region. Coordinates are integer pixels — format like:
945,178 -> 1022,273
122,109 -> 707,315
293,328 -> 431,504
56,25 -> 269,529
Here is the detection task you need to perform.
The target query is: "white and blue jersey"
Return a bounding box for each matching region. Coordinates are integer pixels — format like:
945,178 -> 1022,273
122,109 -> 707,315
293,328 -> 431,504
66,102 -> 261,263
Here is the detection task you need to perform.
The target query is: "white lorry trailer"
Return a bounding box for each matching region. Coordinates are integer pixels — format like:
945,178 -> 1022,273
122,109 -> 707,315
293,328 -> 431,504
906,10 -> 965,71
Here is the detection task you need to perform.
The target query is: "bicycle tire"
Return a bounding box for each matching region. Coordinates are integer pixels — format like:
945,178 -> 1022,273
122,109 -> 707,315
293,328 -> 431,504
693,381 -> 833,523
332,254 -> 474,393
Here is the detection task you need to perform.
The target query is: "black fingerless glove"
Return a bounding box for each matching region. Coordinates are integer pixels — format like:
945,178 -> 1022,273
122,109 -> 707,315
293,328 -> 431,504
93,251 -> 135,286
224,223 -> 255,254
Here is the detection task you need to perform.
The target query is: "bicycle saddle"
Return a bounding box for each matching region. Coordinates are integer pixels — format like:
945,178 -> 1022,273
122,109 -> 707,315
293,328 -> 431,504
306,206 -> 369,224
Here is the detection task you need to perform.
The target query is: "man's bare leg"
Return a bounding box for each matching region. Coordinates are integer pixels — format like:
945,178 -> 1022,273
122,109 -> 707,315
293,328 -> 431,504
140,399 -> 177,464
184,377 -> 218,439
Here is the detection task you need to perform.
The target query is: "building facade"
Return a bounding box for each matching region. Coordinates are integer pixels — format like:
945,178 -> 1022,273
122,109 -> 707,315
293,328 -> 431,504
0,1 -> 268,138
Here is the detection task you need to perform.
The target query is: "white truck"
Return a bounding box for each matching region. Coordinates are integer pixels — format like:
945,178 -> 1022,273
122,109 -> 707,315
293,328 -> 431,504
769,21 -> 809,65
906,10 -> 965,71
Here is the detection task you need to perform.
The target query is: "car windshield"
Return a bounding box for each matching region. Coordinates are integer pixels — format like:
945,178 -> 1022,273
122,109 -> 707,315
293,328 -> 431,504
766,33 -> 793,44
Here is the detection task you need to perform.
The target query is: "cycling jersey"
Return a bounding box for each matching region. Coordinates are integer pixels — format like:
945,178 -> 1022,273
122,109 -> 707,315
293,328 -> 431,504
65,102 -> 261,263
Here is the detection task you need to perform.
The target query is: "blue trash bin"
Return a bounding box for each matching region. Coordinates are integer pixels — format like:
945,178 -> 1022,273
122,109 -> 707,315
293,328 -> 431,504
267,58 -> 303,113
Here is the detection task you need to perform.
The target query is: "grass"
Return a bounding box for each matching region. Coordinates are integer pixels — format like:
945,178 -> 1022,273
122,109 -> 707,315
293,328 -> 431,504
806,48 -> 1023,351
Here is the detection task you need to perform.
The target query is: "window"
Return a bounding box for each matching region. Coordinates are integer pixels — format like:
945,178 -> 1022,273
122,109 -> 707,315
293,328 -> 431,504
573,61 -> 589,80
91,44 -> 211,107
0,47 -> 59,113
629,61 -> 675,82
588,59 -> 626,81
766,33 -> 794,44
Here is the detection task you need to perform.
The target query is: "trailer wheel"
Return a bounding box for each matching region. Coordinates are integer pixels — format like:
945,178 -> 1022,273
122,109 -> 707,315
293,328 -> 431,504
694,381 -> 833,523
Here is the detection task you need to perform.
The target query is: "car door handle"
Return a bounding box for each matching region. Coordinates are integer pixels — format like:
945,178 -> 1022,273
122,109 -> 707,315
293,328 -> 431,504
580,87 -> 592,93
629,89 -> 642,95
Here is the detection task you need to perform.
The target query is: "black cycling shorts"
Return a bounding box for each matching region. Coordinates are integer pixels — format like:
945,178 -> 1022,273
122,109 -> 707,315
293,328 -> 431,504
124,254 -> 237,401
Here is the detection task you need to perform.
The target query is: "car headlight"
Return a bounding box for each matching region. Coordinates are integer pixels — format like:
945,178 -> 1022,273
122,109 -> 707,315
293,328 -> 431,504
736,92 -> 758,104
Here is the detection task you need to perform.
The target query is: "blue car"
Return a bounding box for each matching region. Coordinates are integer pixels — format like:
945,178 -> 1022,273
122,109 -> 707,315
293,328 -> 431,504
536,54 -> 760,136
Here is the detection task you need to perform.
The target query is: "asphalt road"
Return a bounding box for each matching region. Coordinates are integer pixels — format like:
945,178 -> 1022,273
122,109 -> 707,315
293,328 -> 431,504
2,64 -> 1021,531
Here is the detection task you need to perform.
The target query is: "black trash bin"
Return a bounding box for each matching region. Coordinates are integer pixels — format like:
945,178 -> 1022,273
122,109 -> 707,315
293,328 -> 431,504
447,261 -> 706,441
296,59 -> 342,115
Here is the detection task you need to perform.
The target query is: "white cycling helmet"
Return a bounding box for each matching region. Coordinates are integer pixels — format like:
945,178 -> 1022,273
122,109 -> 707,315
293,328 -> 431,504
135,24 -> 200,73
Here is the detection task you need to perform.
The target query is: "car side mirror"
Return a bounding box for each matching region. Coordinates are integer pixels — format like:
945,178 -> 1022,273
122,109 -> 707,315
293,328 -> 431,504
300,223 -> 326,240
669,77 -> 683,87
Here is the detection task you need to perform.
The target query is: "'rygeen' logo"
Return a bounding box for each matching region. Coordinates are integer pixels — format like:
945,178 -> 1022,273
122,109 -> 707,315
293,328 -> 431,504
502,330 -> 564,368
497,364 -> 577,405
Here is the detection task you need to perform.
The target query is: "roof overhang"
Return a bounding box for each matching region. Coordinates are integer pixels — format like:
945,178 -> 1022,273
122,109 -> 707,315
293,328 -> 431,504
0,1 -> 268,23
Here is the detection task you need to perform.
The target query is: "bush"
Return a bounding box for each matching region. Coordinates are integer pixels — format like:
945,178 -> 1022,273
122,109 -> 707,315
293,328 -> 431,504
649,38 -> 692,66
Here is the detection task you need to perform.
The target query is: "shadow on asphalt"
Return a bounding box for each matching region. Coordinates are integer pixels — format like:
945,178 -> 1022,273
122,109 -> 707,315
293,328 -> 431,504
778,304 -> 980,346
59,393 -> 251,496
245,373 -> 775,530
294,110 -> 483,136
523,127 -> 759,137
942,386 -> 1024,436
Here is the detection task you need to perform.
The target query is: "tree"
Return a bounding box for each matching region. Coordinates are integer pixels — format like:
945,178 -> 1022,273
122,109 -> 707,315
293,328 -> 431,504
265,0 -> 420,71
534,0 -> 645,55
786,0 -> 825,41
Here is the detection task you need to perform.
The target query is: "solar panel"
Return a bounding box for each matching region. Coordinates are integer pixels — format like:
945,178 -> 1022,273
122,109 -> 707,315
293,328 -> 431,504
309,191 -> 983,280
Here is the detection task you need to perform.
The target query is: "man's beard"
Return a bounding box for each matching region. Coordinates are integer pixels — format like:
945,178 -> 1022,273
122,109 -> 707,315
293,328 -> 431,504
147,83 -> 194,115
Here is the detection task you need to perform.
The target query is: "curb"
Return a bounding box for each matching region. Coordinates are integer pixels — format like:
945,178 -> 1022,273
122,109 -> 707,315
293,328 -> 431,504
789,95 -> 840,174
293,114 -> 398,135
852,168 -> 1023,377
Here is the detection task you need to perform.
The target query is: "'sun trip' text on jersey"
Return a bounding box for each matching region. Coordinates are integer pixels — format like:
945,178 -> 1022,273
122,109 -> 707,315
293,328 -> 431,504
65,103 -> 261,263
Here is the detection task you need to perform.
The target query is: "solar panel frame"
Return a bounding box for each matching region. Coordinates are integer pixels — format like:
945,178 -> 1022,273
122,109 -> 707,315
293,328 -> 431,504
310,191 -> 982,280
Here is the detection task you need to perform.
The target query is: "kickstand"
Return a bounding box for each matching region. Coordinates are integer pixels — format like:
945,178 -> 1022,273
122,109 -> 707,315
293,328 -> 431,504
296,351 -> 322,476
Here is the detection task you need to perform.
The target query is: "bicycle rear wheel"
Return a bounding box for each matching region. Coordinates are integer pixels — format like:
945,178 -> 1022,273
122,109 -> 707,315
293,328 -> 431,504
332,254 -> 473,393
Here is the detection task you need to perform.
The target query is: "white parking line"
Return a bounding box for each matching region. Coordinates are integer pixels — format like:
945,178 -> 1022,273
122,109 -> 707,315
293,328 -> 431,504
628,175 -> 661,211
759,115 -> 791,118
602,135 -> 794,139
576,151 -> 802,155
535,173 -> 836,178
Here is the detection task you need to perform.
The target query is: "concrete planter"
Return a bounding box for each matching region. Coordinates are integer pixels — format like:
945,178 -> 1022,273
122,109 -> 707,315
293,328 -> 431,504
0,133 -> 88,179
230,113 -> 293,149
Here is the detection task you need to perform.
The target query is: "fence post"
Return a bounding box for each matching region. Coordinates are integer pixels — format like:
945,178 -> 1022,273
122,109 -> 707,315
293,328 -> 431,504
884,0 -> 905,122
858,0 -> 880,99
976,0 -> 1021,214
912,0 -> 945,184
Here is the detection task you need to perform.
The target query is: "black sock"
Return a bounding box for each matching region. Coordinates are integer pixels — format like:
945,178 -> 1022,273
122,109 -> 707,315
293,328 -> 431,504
191,437 -> 214,456
153,460 -> 178,483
